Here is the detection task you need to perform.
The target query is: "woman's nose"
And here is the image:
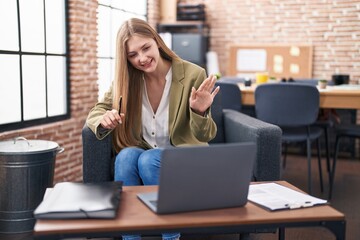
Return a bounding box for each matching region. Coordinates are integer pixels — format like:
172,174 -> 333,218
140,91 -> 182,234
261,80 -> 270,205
138,53 -> 147,64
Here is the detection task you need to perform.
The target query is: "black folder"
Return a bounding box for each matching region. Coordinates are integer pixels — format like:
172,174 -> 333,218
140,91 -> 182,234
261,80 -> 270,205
34,181 -> 122,219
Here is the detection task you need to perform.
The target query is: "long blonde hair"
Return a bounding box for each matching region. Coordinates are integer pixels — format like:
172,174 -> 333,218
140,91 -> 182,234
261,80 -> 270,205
112,18 -> 180,152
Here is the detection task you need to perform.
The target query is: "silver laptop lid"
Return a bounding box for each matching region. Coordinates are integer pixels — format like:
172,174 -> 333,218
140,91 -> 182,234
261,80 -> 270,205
156,142 -> 256,214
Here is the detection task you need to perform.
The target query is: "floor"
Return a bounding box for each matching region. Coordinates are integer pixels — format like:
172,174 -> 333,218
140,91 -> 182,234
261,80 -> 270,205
1,154 -> 359,240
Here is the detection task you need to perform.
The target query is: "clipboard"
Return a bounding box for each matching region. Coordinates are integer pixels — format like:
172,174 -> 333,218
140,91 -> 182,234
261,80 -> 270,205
248,183 -> 327,211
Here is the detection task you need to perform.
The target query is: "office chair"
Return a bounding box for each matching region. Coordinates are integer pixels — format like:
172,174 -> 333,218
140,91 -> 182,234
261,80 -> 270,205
289,79 -> 333,178
217,77 -> 257,117
255,83 -> 326,194
329,124 -> 360,199
215,81 -> 242,112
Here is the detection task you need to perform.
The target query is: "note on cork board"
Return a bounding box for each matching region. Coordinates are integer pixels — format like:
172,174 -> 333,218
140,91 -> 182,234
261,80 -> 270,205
227,44 -> 313,79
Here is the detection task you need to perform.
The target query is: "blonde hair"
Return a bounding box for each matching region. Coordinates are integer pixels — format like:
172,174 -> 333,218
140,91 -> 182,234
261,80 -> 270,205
112,18 -> 180,152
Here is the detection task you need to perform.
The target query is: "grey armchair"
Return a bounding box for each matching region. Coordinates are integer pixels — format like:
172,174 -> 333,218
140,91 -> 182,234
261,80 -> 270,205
82,98 -> 282,183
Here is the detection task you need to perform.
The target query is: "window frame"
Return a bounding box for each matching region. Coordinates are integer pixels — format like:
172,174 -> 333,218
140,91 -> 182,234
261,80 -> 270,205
97,0 -> 148,100
0,0 -> 70,132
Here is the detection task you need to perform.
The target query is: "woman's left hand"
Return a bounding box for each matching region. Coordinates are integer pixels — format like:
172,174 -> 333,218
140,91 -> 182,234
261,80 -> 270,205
189,74 -> 220,116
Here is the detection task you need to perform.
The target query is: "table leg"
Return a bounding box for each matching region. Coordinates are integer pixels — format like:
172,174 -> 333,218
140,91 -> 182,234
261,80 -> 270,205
323,220 -> 346,240
278,227 -> 285,240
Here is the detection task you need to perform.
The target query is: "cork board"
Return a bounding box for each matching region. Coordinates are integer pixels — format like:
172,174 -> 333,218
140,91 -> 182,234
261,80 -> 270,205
227,44 -> 313,79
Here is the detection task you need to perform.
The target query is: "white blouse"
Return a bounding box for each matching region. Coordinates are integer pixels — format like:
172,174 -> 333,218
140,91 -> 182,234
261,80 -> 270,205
142,68 -> 172,148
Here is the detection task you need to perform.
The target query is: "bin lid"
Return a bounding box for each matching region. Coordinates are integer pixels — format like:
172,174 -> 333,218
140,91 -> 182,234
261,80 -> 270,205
0,138 -> 59,154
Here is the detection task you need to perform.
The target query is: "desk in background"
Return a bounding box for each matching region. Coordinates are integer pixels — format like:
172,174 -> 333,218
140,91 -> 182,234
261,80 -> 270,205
239,84 -> 360,110
34,181 -> 345,240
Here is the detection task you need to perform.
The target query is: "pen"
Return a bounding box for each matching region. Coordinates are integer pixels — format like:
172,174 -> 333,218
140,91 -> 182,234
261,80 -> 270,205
303,201 -> 313,207
285,201 -> 313,209
118,96 -> 122,114
118,96 -> 122,124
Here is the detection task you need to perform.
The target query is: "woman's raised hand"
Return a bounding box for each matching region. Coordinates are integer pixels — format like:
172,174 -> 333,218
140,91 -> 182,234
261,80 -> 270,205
189,74 -> 220,116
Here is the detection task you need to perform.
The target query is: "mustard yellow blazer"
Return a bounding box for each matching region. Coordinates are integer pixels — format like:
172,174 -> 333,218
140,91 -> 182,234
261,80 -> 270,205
86,59 -> 217,149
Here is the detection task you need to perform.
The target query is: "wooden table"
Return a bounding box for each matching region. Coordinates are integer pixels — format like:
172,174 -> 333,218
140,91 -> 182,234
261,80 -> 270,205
34,181 -> 345,240
239,84 -> 360,109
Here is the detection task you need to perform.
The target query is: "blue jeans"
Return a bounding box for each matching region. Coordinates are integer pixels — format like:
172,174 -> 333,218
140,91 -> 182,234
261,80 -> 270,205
115,147 -> 180,240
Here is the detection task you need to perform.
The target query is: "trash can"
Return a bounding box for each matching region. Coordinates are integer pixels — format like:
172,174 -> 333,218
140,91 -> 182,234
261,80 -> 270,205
0,137 -> 64,233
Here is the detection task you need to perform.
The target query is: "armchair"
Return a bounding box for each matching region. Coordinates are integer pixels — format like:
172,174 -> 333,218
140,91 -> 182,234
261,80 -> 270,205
82,100 -> 282,183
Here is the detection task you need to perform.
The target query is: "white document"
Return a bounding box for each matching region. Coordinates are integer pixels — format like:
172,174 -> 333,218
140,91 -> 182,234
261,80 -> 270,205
248,183 -> 327,211
236,49 -> 267,71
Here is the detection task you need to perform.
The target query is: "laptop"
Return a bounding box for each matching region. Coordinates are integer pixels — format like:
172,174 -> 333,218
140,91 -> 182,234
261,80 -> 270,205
137,142 -> 256,214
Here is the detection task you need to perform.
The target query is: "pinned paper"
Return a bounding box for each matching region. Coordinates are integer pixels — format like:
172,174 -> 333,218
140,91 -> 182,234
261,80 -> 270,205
273,55 -> 284,73
290,46 -> 300,56
236,49 -> 267,72
290,64 -> 300,74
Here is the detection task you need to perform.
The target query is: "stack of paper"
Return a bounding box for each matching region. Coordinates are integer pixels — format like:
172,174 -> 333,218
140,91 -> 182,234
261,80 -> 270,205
248,183 -> 327,211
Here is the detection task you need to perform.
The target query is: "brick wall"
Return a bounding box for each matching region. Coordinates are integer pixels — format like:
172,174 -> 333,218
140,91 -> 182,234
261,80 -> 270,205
180,0 -> 360,83
148,0 -> 160,28
0,0 -> 99,183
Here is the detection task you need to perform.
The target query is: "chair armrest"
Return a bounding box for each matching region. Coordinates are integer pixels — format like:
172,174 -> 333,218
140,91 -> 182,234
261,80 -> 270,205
222,109 -> 282,181
82,124 -> 114,183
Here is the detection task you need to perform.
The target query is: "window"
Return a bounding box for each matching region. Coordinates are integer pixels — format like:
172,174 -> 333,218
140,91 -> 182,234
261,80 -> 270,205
0,0 -> 69,131
97,0 -> 147,99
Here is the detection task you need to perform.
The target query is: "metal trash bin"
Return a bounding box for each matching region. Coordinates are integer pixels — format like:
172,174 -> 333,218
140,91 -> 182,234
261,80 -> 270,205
0,137 -> 64,233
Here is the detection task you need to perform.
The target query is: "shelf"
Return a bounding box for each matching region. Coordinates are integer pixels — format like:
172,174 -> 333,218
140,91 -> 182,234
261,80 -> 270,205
157,21 -> 209,35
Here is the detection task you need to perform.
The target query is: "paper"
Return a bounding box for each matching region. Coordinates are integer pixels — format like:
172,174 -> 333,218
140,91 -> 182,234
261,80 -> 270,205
248,183 -> 327,211
331,84 -> 360,90
236,49 -> 267,71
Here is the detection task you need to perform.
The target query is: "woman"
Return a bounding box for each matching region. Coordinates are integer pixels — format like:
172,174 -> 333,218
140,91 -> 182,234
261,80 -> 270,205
86,18 -> 219,240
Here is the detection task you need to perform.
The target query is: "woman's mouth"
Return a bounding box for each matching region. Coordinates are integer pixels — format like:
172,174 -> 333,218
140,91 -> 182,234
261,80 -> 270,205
141,59 -> 152,68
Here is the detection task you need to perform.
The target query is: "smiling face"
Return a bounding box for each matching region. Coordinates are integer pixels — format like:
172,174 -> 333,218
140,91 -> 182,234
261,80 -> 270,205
126,34 -> 160,73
